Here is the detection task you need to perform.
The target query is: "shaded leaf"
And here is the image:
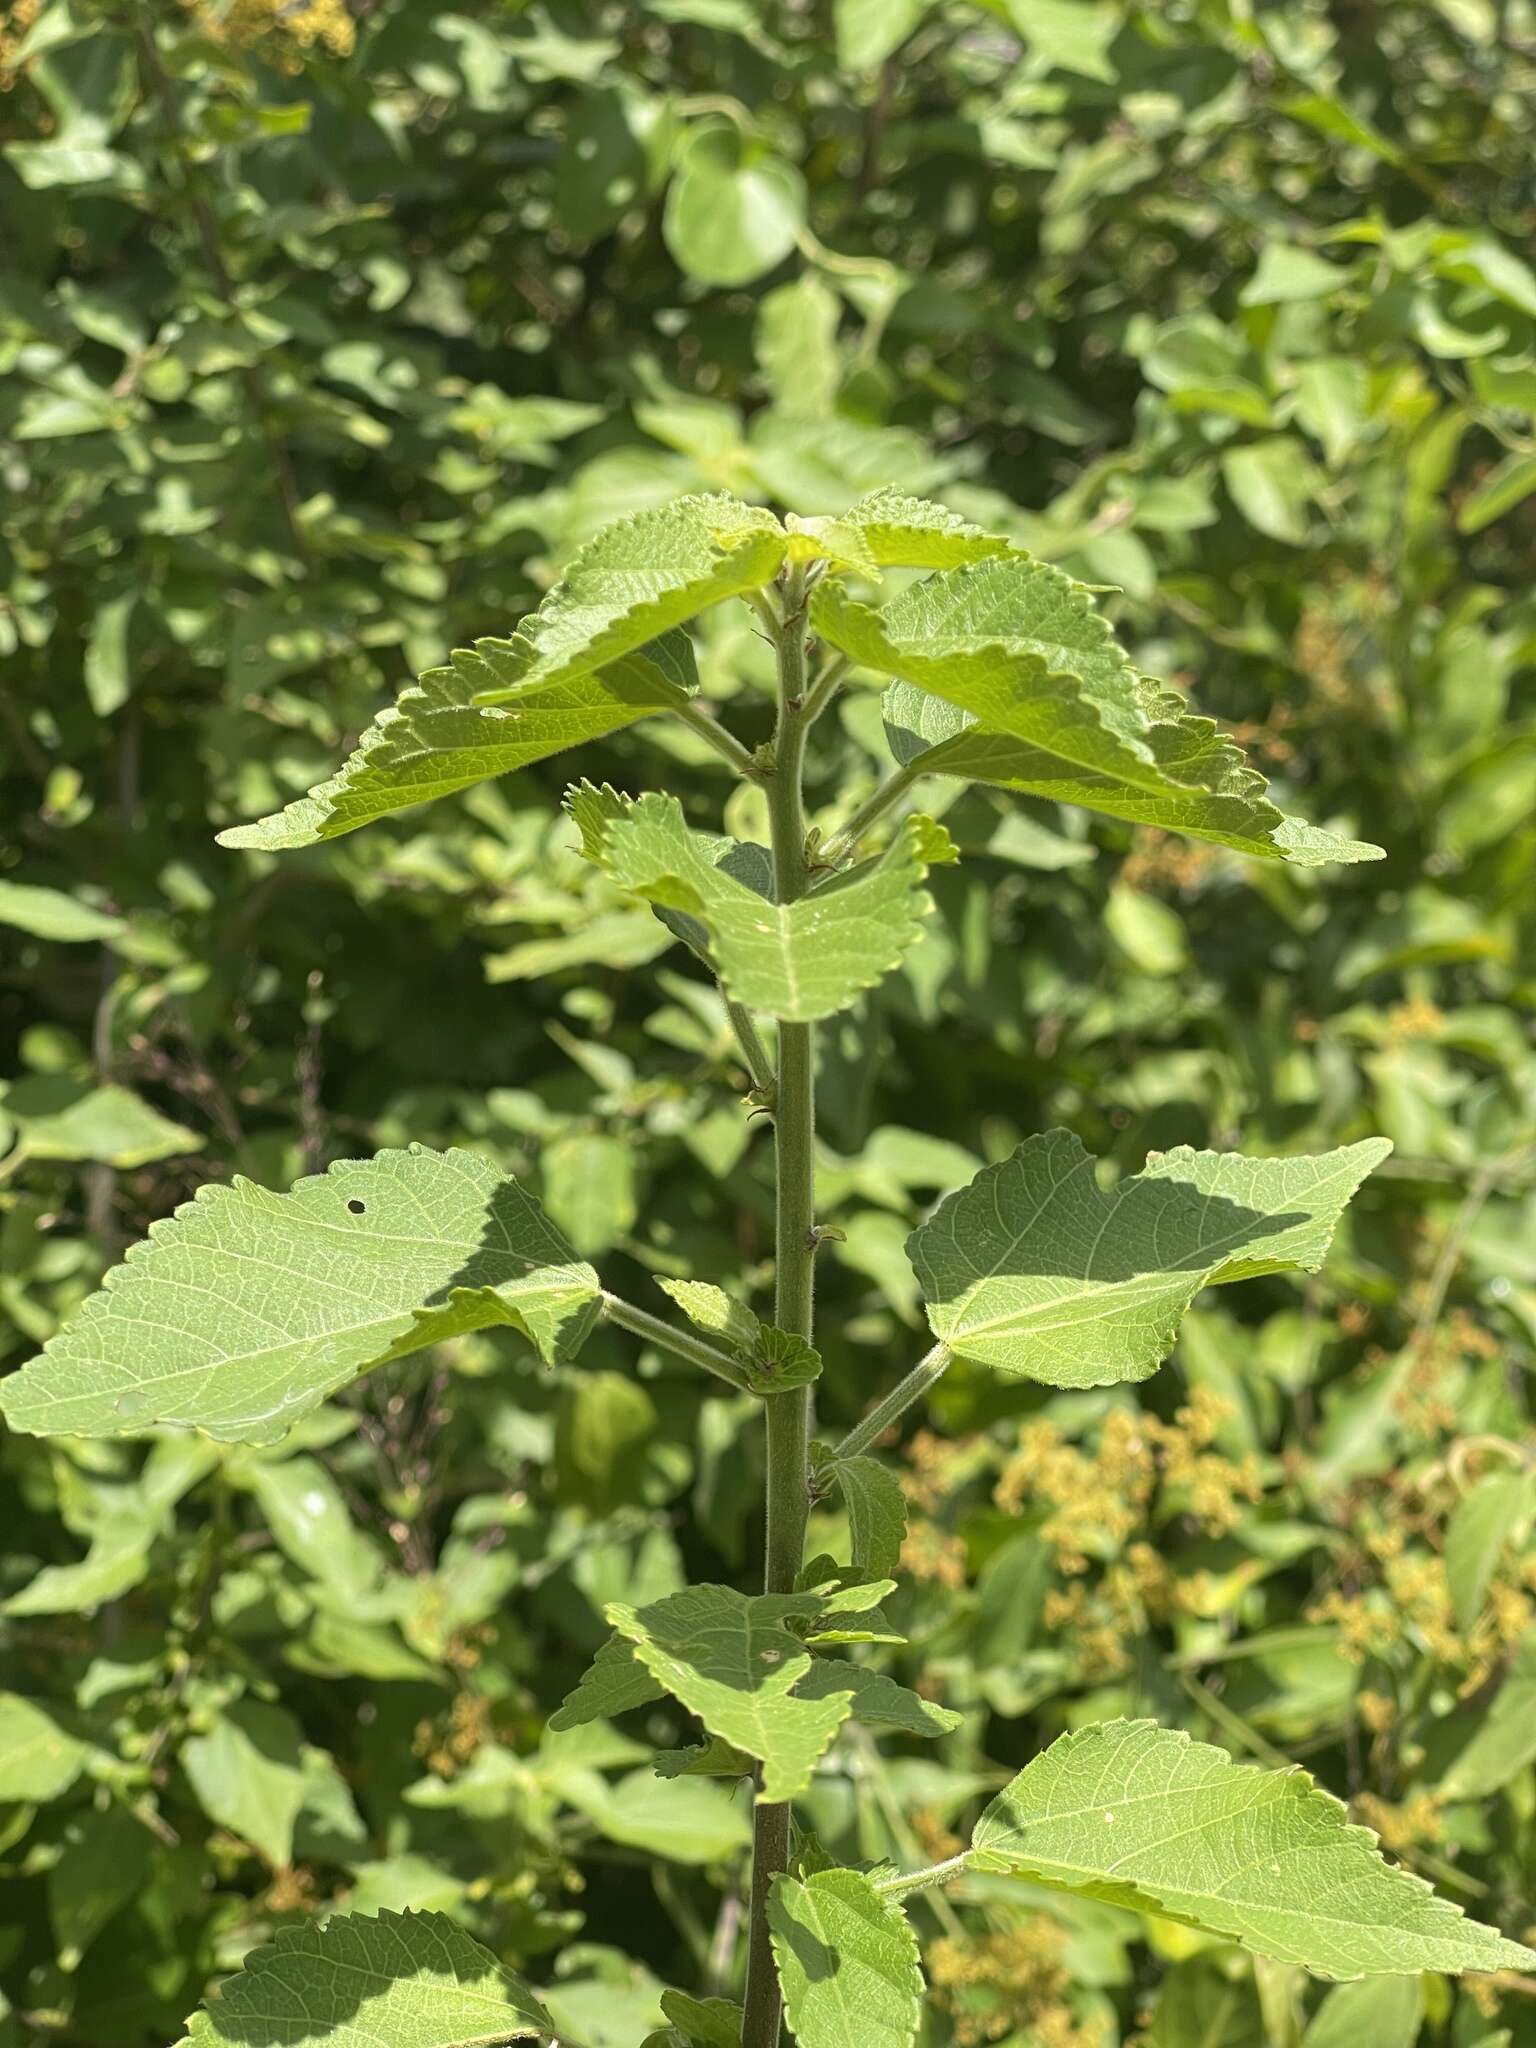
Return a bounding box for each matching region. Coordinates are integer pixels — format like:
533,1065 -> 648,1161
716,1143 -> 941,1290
176,1907 -> 557,2046
769,1868 -> 921,2048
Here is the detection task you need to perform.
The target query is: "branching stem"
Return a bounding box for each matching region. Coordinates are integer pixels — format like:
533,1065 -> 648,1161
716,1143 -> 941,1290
599,1291 -> 751,1392
725,998 -> 776,1101
673,700 -> 763,780
821,760 -> 926,866
872,1852 -> 973,1900
831,1342 -> 953,1462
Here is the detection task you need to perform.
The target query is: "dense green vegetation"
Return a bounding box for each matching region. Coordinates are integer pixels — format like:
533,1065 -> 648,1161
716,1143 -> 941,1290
2,4 -> 1535,2046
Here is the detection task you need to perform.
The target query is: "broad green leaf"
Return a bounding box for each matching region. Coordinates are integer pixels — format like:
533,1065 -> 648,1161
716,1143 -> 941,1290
768,1868 -> 922,2048
176,1907 -> 557,2046
1440,1632 -> 1536,1800
0,1693 -> 87,1803
662,123 -> 805,287
559,1765 -> 753,1864
473,494 -> 785,702
217,632 -> 697,851
570,785 -> 952,1022
818,1454 -> 908,1578
1444,1470 -> 1534,1633
181,1695 -> 358,1875
658,1279 -> 822,1392
2,1515 -> 153,1616
1303,1975 -> 1423,2048
908,1131 -> 1391,1386
796,1660 -> 960,1738
971,1719 -> 1536,1977
608,1585 -> 852,1801
657,1990 -> 743,2048
0,1146 -> 599,1443
838,488 -> 1013,569
48,1805 -> 150,1970
543,1130 -> 638,1256
0,881 -> 124,943
549,1632 -> 666,1730
817,562 -> 1380,865
1222,439 -> 1315,544
0,1078 -> 201,1169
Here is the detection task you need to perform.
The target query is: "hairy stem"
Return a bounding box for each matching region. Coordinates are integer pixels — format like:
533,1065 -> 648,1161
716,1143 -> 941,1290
872,1851 -> 973,1901
725,997 -> 776,1101
742,565 -> 817,2048
821,759 -> 926,867
599,1292 -> 751,1392
831,1342 -> 952,1462
674,698 -> 763,780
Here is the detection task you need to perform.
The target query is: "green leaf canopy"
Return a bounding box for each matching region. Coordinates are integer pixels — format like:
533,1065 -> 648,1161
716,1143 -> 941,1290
569,784 -> 954,1022
0,1147 -> 599,1443
769,1868 -> 922,2048
811,555 -> 1382,865
176,1907 -> 557,2046
972,1720 -> 1536,1978
908,1130 -> 1391,1386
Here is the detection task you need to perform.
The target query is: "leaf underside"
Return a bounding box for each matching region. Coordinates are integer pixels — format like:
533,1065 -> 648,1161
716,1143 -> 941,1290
811,556 -> 1381,865
0,1147 -> 599,1442
908,1130 -> 1392,1386
175,1907 -> 556,2046
974,1720 -> 1536,1978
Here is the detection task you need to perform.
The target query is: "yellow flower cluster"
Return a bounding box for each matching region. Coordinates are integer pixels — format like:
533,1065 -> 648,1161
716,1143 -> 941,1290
929,1920 -> 1104,2048
187,0 -> 355,62
0,0 -> 41,91
996,1389 -> 1262,1571
412,1689 -> 494,1778
1353,1790 -> 1445,1855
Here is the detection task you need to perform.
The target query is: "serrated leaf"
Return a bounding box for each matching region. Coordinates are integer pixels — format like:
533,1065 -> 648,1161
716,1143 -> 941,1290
549,1633 -> 667,1731
658,1989 -> 743,2048
217,632 -> 696,851
816,560 -> 1380,865
608,1585 -> 853,1802
908,1131 -> 1391,1387
570,786 -> 947,1022
175,1907 -> 557,2046
821,1455 -> 908,1578
837,488 -> 1012,569
972,1719 -> 1535,1977
0,1693 -> 88,1803
798,1660 -> 960,1738
1444,1470 -> 1534,1633
769,1868 -> 922,2048
474,494 -> 785,703
0,1147 -> 599,1443
657,1279 -> 822,1391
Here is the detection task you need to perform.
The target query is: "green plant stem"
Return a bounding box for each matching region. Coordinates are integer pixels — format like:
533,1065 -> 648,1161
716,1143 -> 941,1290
673,699 -> 763,780
742,565 -> 818,2048
821,760 -> 925,866
872,1851 -> 973,1901
831,1342 -> 952,1462
801,652 -> 849,727
725,997 -> 775,1101
599,1291 -> 751,1392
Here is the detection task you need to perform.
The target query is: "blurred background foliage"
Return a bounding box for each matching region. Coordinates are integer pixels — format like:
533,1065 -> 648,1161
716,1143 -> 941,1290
2,2 -> 1535,2044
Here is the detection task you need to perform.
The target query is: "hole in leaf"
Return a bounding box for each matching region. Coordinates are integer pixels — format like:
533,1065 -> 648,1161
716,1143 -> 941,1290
347,1198 -> 366,1215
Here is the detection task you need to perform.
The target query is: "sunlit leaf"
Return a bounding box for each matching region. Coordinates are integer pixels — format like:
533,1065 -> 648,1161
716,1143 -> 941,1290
973,1719 -> 1536,1976
908,1131 -> 1391,1386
